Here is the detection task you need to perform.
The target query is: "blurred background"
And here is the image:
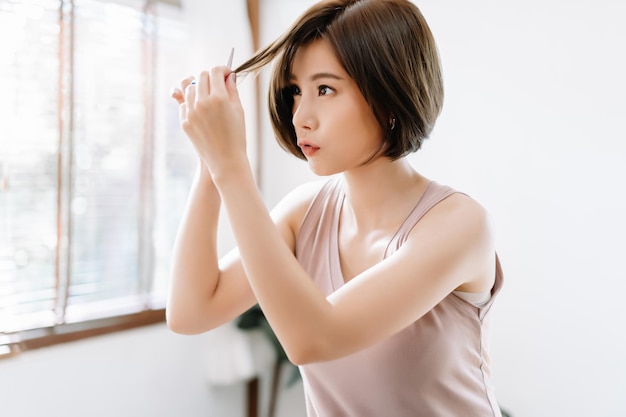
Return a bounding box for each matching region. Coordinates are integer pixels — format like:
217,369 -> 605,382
0,0 -> 624,416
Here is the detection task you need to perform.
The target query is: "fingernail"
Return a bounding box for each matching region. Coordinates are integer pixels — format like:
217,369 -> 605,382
169,88 -> 177,97
229,72 -> 237,84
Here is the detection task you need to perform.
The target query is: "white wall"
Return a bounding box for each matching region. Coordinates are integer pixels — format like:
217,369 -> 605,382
416,2 -> 626,415
0,325 -> 221,417
0,324 -> 305,417
259,1 -> 626,417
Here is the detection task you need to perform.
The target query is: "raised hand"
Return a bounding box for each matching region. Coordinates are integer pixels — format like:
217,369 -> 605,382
171,66 -> 247,179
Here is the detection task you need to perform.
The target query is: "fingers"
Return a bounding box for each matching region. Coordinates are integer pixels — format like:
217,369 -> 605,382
226,72 -> 239,98
208,66 -> 232,98
178,101 -> 187,125
196,71 -> 210,100
184,77 -> 196,107
181,75 -> 195,90
170,87 -> 183,103
171,75 -> 195,104
171,66 -> 238,109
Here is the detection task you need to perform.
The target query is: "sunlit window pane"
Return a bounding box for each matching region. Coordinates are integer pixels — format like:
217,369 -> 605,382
66,0 -> 146,319
0,0 -> 192,335
0,0 -> 61,331
152,2 -> 194,296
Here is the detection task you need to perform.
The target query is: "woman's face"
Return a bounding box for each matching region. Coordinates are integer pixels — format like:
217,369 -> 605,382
289,39 -> 384,176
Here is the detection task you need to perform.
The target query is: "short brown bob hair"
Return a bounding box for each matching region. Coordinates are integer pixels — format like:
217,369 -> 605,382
235,0 -> 444,161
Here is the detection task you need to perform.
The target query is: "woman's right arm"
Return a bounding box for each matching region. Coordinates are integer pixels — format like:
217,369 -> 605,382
166,162 -> 256,334
166,160 -> 322,334
167,76 -> 322,335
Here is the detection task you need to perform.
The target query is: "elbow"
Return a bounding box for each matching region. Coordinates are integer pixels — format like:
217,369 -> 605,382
165,311 -> 192,335
165,308 -> 208,335
285,349 -> 314,366
283,338 -> 334,366
280,318 -> 347,365
287,353 -> 316,367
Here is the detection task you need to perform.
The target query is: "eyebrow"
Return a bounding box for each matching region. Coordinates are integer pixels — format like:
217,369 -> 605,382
289,72 -> 344,82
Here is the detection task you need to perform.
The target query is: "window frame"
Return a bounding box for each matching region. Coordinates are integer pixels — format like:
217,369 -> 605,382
0,309 -> 165,358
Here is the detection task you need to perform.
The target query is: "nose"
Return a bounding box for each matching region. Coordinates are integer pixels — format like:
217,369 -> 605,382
292,95 -> 317,135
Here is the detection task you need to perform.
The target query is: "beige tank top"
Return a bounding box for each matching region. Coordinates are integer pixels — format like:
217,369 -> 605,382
296,176 -> 503,417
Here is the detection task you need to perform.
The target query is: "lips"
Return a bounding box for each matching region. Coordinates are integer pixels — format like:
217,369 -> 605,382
298,141 -> 320,157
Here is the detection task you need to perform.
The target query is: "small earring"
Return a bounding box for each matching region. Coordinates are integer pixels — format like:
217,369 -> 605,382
390,117 -> 396,130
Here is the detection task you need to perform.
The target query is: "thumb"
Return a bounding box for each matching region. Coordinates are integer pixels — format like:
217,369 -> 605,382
226,72 -> 239,98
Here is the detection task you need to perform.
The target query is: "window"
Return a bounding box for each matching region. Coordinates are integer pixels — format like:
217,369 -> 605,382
0,0 -> 195,357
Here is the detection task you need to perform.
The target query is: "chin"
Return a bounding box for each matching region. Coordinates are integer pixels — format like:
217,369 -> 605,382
307,161 -> 342,177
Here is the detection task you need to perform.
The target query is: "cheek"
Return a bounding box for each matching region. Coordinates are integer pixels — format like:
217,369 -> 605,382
331,101 -> 381,140
349,110 -> 384,147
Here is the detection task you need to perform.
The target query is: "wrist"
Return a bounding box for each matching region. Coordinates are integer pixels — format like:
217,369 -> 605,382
192,159 -> 221,201
209,154 -> 254,189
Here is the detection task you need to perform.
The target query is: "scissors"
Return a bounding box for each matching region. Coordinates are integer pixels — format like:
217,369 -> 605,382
189,48 -> 234,86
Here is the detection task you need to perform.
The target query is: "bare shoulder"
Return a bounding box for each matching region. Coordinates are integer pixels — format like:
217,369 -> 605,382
422,191 -> 492,235
410,190 -> 495,290
270,178 -> 329,233
432,192 -> 494,262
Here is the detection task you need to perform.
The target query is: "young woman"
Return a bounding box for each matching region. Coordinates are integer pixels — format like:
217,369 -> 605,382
168,1 -> 503,415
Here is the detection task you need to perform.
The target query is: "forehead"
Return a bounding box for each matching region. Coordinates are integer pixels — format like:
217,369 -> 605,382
289,38 -> 346,79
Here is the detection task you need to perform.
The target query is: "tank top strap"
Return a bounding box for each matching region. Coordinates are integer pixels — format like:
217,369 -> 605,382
298,176 -> 343,234
384,181 -> 459,258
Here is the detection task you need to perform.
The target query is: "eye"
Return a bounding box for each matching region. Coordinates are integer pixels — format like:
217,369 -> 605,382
318,85 -> 334,96
288,84 -> 301,96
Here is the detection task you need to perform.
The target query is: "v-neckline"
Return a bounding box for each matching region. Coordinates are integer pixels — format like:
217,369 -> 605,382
329,180 -> 434,288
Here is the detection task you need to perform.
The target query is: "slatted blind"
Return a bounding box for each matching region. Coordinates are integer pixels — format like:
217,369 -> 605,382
0,0 -> 63,332
151,2 -> 195,296
66,0 -> 146,321
0,0 -> 193,335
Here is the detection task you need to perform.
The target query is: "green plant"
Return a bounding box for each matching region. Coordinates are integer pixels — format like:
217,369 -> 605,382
500,408 -> 513,417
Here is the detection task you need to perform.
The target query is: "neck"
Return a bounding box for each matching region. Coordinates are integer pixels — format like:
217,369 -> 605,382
340,157 -> 427,231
